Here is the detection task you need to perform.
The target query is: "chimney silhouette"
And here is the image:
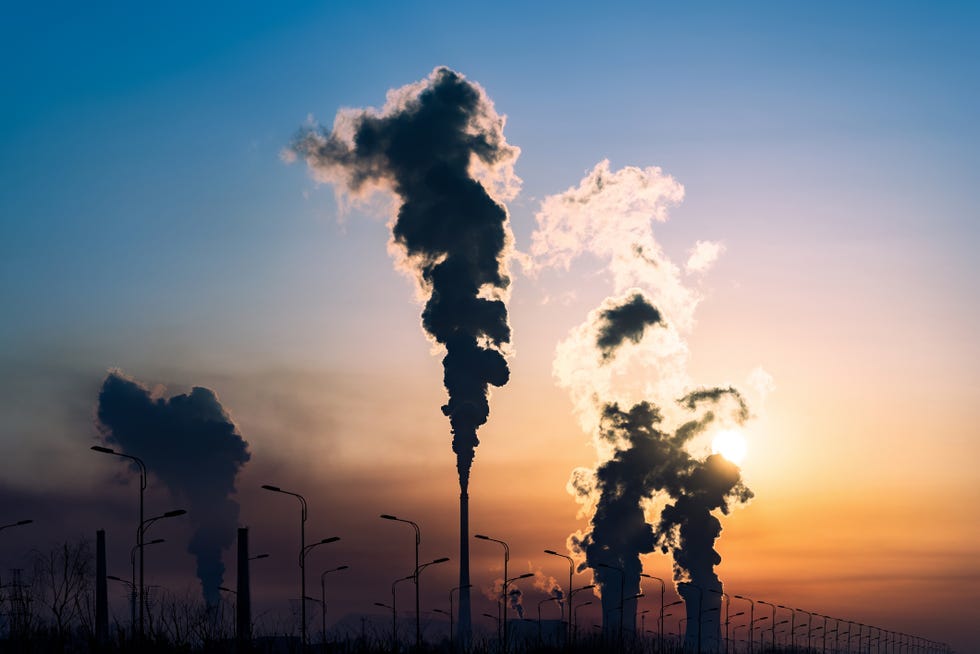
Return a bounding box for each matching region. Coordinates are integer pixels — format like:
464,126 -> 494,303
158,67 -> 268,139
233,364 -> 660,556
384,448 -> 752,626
95,530 -> 108,644
236,527 -> 251,650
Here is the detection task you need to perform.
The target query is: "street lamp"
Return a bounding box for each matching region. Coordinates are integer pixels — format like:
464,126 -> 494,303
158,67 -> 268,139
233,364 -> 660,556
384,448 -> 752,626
544,548 -> 573,644
733,595 -> 755,654
107,574 -> 136,639
758,600 -> 777,650
502,572 -> 534,648
391,573 -> 415,650
474,534 -> 511,648
777,605 -> 800,650
640,573 -> 666,652
568,583 -> 595,641
380,514 -> 422,649
596,562 -> 626,643
139,509 -> 185,637
262,484 -> 312,647
574,601 -> 593,640
91,446 -> 147,636
375,602 -> 395,651
708,589 -> 730,654
129,538 -> 164,639
0,519 -> 33,533
752,615 -> 769,651
417,556 -> 450,647
320,565 -> 348,645
449,584 -> 471,650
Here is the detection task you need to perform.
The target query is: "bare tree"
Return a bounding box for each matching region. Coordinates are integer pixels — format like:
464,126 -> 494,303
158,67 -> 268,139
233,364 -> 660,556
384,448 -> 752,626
30,538 -> 93,642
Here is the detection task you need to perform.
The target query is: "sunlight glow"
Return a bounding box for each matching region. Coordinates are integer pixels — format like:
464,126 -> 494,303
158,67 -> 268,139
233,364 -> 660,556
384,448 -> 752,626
711,429 -> 748,465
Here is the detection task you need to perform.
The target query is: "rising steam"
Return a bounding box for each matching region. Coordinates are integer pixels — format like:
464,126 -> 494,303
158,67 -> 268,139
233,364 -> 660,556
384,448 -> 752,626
532,161 -> 755,647
95,371 -> 250,606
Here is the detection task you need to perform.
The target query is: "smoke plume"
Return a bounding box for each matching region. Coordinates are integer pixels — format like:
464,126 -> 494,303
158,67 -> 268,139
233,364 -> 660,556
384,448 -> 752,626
508,586 -> 524,619
289,66 -> 517,490
95,371 -> 250,606
533,161 -> 755,646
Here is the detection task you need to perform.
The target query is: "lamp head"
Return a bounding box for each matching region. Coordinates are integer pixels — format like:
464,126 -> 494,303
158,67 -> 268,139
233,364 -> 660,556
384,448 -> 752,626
380,514 -> 397,520
320,536 -> 340,544
429,557 -> 450,564
261,484 -> 281,492
474,534 -> 490,540
544,549 -> 557,555
16,519 -> 32,526
163,509 -> 187,518
90,445 -> 114,454
336,565 -> 349,571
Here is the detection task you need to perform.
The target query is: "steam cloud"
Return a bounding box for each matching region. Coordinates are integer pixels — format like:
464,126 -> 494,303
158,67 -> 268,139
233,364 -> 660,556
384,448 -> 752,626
96,371 -> 250,606
532,161 -> 755,646
289,66 -> 517,490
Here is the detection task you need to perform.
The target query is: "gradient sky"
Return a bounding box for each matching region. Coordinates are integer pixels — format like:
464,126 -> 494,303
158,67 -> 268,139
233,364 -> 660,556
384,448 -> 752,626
2,1 -> 978,650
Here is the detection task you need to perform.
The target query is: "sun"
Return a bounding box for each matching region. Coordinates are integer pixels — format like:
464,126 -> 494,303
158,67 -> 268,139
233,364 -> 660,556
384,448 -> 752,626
711,429 -> 748,465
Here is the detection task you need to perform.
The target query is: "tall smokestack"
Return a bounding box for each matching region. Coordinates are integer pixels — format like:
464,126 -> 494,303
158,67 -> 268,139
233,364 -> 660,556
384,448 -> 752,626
289,67 -> 519,643
95,370 -> 251,605
236,527 -> 251,651
95,529 -> 108,644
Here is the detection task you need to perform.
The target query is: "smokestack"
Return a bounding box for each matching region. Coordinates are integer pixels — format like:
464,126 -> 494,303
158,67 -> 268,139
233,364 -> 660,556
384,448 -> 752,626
95,529 -> 108,644
289,67 -> 519,643
95,370 -> 251,605
530,161 -> 754,644
458,489 -> 471,644
236,527 -> 251,651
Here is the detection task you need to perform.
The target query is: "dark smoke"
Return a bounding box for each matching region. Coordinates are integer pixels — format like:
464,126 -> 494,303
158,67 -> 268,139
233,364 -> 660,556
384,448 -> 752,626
571,389 -> 752,641
595,291 -> 663,361
508,586 -> 524,619
96,371 -> 250,606
290,67 -> 515,490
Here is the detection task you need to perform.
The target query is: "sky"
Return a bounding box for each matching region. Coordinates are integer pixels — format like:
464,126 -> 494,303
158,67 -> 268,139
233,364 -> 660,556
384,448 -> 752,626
1,0 -> 978,650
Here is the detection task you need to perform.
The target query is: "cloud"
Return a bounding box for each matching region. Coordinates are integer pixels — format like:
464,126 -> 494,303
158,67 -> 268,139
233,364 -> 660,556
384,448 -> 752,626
685,240 -> 725,274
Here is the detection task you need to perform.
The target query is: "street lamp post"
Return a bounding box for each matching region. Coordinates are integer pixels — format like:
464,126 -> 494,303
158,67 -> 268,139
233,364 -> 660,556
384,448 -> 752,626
596,562 -> 625,644
544,549 -> 573,645
733,595 -> 755,654
416,557 -> 450,647
391,574 -> 415,651
640,573 -> 666,652
502,572 -> 534,649
0,519 -> 33,533
301,537 -> 341,646
777,605 -> 798,650
91,446 -> 147,635
569,584 -> 596,642
380,514 -> 422,649
262,484 -> 314,647
752,616 -> 769,651
320,565 -> 348,645
449,584 -> 471,651
574,601 -> 593,641
138,509 -> 185,637
474,534 -> 510,648
107,574 -> 137,639
757,601 -> 777,650
129,538 -> 163,639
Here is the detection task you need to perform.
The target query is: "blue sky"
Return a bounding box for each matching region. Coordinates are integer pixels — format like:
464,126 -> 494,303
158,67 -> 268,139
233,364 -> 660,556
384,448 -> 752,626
2,1 -> 978,648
